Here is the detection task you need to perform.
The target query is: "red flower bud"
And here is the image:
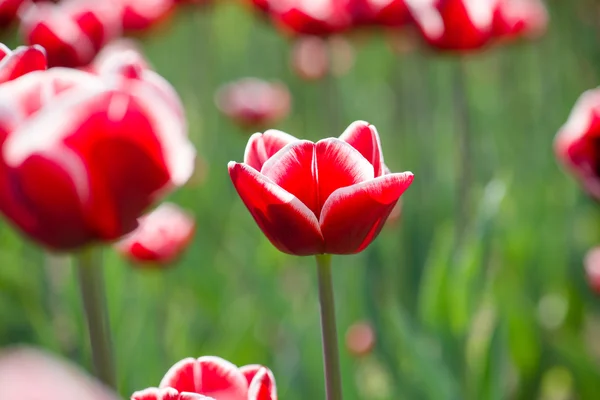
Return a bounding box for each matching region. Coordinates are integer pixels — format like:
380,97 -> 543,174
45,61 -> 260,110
492,0 -> 548,42
115,203 -> 195,266
112,0 -> 176,34
555,88 -> 600,200
215,78 -> 291,130
229,121 -> 413,255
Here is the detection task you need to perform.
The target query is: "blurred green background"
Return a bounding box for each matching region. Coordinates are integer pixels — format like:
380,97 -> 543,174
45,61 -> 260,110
2,0 -> 600,399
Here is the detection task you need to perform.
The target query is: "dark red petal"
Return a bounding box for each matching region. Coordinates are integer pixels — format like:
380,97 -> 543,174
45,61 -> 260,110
338,121 -> 384,177
159,356 -> 248,400
320,172 -> 414,254
247,367 -> 277,400
228,162 -> 324,256
243,130 -> 298,171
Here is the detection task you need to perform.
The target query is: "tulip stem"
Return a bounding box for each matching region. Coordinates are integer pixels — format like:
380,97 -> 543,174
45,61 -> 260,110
315,254 -> 343,400
75,247 -> 116,389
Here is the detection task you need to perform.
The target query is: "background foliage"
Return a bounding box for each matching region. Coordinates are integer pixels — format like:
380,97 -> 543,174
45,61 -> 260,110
2,0 -> 600,399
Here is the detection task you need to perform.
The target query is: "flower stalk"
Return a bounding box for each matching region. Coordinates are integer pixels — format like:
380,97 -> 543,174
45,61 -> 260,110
316,254 -> 343,400
75,247 -> 116,389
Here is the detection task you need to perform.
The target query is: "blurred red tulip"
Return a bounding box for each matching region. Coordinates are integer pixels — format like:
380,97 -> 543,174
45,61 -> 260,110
111,0 -> 176,34
0,43 -> 46,84
0,346 -> 119,400
115,202 -> 195,265
88,39 -> 185,119
268,0 -> 351,37
407,0 -> 498,52
229,121 -> 413,255
132,356 -> 277,400
131,388 -> 213,400
555,88 -> 600,200
0,68 -> 195,250
345,321 -> 375,356
290,35 -> 329,80
347,0 -> 410,28
215,78 -> 291,130
492,0 -> 548,42
19,0 -> 121,67
585,247 -> 600,293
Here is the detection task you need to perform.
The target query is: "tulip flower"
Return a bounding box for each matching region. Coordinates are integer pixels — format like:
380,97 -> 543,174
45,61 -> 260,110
585,247 -> 600,294
345,321 -> 375,357
492,0 -> 548,42
0,346 -> 120,400
268,0 -> 351,37
115,202 -> 195,265
132,356 -> 277,400
0,0 -> 25,29
554,88 -> 600,200
407,0 -> 498,52
112,0 -> 176,34
229,121 -> 413,255
347,0 -> 410,28
0,43 -> 47,84
215,78 -> 291,130
19,0 -> 121,67
0,68 -> 195,250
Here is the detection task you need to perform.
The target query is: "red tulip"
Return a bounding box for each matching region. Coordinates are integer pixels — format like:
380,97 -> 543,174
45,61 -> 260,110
115,202 -> 195,265
0,43 -> 46,84
0,68 -> 195,250
268,0 -> 351,37
87,39 -> 185,119
585,247 -> 600,294
229,121 -> 414,256
0,346 -> 119,400
554,88 -> 600,200
407,0 -> 498,52
345,321 -> 375,356
19,0 -> 121,67
111,0 -> 176,34
132,356 -> 277,400
215,78 -> 291,130
492,0 -> 548,42
132,388 -> 213,400
347,0 -> 410,28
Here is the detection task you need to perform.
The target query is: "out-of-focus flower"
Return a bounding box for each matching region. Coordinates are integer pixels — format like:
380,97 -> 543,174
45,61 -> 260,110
0,0 -> 25,29
492,0 -> 548,42
229,121 -> 414,255
133,388 -> 213,400
0,346 -> 119,400
115,202 -> 195,266
19,0 -> 121,67
245,0 -> 270,14
347,0 -> 410,28
585,247 -> 600,293
111,0 -> 176,34
215,78 -> 291,130
0,68 -> 195,250
0,43 -> 46,84
268,0 -> 351,37
87,39 -> 185,119
555,88 -> 600,200
290,35 -> 355,81
407,0 -> 498,52
345,321 -> 375,356
132,356 -> 277,400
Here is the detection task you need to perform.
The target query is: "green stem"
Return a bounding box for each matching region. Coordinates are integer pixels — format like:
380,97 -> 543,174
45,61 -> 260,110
315,254 -> 343,400
76,247 -> 116,389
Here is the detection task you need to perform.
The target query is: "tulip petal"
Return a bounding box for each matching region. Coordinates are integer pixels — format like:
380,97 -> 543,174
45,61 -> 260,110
229,162 -> 324,255
339,121 -> 384,177
243,129 -> 298,171
239,364 -> 262,386
247,367 -> 277,400
261,139 -> 374,218
320,172 -> 414,254
0,45 -> 47,84
159,356 -> 248,400
132,387 -> 213,400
